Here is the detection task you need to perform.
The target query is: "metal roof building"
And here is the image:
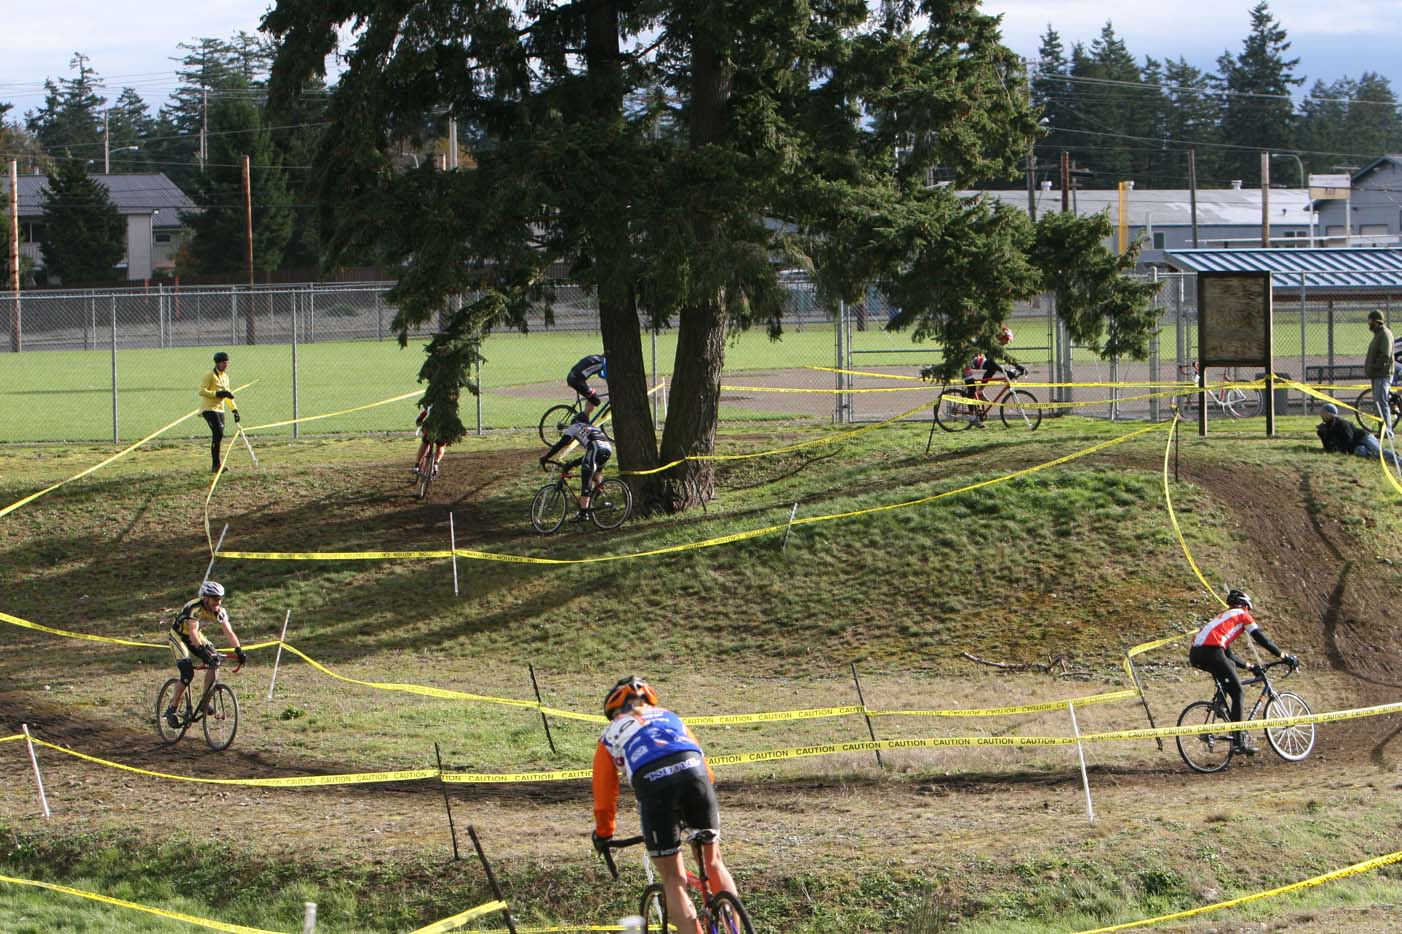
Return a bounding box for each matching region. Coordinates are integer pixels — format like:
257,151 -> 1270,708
1162,247 -> 1402,293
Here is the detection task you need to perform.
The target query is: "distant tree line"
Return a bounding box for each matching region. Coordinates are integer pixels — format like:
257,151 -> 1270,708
1028,1 -> 1401,190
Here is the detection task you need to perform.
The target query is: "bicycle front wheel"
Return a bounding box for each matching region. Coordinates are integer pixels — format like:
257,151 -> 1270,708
591,478 -> 632,530
934,389 -> 978,432
416,470 -> 433,501
707,891 -> 756,934
1264,691 -> 1315,761
155,678 -> 190,744
202,683 -> 239,751
530,482 -> 568,533
640,883 -> 667,934
1223,384 -> 1262,418
999,389 -> 1042,430
1176,701 -> 1233,773
539,404 -> 578,445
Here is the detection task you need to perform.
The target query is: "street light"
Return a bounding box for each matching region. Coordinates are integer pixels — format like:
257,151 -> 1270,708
105,145 -> 139,174
1269,152 -> 1306,188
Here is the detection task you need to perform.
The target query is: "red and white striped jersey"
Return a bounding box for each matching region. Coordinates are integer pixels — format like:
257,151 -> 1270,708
1192,606 -> 1258,649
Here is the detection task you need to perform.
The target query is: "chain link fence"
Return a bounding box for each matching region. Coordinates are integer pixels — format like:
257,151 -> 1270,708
4,274 -> 1396,443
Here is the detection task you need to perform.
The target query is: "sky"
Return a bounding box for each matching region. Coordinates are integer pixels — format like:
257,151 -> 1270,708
2,0 -> 1400,120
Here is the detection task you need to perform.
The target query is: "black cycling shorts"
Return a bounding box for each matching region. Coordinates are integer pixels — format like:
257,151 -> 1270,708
632,751 -> 720,858
567,373 -> 601,404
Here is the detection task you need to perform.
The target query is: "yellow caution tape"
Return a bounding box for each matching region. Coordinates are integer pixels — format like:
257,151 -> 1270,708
442,768 -> 594,784
0,734 -> 24,743
407,899 -> 509,934
687,705 -> 866,726
275,643 -> 543,710
1074,848 -> 1402,933
0,872 -> 286,934
0,609 -> 163,648
0,396 -> 223,519
29,737 -> 437,787
243,389 -> 422,432
1161,414 -> 1230,610
869,689 -> 1139,719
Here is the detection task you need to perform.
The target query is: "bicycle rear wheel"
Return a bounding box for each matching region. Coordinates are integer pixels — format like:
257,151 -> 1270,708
640,883 -> 667,934
155,678 -> 191,744
539,404 -> 578,445
530,482 -> 568,533
590,478 -> 632,530
202,683 -> 239,751
416,469 -> 433,500
999,389 -> 1042,430
707,891 -> 756,934
1175,701 -> 1234,773
1352,388 -> 1400,434
1222,384 -> 1262,418
934,389 -> 978,432
1264,691 -> 1315,761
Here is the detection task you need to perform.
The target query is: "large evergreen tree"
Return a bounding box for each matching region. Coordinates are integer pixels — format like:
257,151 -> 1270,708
1162,58 -> 1224,183
1343,73 -> 1402,162
1216,1 -> 1301,184
38,158 -> 125,283
26,54 -> 106,161
184,77 -> 294,279
266,0 -> 1160,510
1030,27 -> 1073,171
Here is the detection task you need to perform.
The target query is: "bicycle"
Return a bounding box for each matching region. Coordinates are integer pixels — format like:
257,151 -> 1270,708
539,393 -> 613,445
155,658 -> 242,751
928,363 -> 1040,446
531,461 -> 632,532
1351,385 -> 1402,436
603,834 -> 755,934
1175,362 -> 1263,419
1175,659 -> 1314,773
410,442 -> 442,500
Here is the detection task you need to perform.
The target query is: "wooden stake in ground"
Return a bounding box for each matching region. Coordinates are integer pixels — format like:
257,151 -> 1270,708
450,513 -> 460,596
528,664 -> 557,754
267,610 -> 292,701
435,743 -> 460,860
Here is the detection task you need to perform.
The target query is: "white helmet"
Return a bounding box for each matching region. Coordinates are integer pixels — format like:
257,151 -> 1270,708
199,581 -> 225,599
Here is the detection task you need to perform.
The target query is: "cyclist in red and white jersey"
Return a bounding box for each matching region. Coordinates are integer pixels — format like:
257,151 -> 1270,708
590,676 -> 738,934
1188,589 -> 1298,754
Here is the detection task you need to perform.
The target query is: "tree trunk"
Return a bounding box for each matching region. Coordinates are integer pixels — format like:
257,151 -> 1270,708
660,292 -> 726,509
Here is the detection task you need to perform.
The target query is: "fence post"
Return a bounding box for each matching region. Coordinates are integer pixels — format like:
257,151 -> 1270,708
1327,300 -> 1335,376
467,826 -> 519,934
291,291 -> 300,440
375,289 -> 382,341
111,296 -> 119,443
475,354 -> 482,436
230,290 -> 238,344
834,300 -> 845,424
1149,270 -> 1160,421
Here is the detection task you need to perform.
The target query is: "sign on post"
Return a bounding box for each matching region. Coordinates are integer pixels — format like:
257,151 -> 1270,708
1196,272 -> 1275,436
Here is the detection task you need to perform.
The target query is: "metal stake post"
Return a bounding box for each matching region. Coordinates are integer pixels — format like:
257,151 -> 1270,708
1067,703 -> 1095,822
467,826 -> 518,934
781,502 -> 799,551
203,524 -> 229,584
302,902 -> 317,934
449,513 -> 460,596
527,664 -> 557,754
22,724 -> 50,818
1125,653 -> 1163,751
292,292 -> 300,440
435,743 -> 461,860
267,610 -> 292,701
849,662 -> 884,769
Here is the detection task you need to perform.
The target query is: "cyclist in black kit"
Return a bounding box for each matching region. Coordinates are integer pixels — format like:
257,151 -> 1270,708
540,412 -> 613,521
567,354 -> 608,418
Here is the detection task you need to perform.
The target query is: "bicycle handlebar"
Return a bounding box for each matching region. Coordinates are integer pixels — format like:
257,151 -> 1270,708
600,835 -> 646,879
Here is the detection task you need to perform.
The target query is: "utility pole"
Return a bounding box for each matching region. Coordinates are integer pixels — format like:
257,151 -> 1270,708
1260,152 -> 1270,248
1188,150 -> 1200,248
200,90 -> 208,168
448,117 -> 459,170
8,160 -> 19,352
1060,152 -> 1070,214
103,109 -> 110,174
242,154 -> 256,344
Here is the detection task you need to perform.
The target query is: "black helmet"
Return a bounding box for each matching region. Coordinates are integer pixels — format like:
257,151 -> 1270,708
1226,589 -> 1253,610
213,351 -> 230,363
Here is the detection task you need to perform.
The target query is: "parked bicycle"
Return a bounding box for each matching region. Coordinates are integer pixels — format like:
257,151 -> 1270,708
155,658 -> 242,751
1175,659 -> 1313,773
603,834 -> 756,934
532,461 -> 632,532
1352,385 -> 1402,435
539,393 -> 613,445
1175,362 -> 1263,419
928,363 -> 1040,448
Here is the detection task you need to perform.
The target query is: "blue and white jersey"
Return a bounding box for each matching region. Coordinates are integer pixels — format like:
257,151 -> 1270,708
599,706 -> 702,783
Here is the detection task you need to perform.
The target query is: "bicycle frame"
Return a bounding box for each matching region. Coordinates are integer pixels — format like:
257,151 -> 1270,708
178,661 -> 242,725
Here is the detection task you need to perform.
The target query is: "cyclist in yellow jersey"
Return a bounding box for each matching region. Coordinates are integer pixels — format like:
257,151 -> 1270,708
198,352 -> 240,473
165,581 -> 246,729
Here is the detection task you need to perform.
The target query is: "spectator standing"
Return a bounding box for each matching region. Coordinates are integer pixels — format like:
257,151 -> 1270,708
198,352 -> 240,473
1364,310 -> 1394,439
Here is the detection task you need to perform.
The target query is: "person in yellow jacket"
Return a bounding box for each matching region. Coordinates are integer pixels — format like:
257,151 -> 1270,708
199,352 -> 240,473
